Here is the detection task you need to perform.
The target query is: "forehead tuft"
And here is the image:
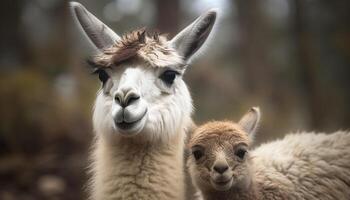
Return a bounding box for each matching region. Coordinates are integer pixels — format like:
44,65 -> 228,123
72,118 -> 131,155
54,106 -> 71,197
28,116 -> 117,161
189,121 -> 250,147
93,28 -> 184,68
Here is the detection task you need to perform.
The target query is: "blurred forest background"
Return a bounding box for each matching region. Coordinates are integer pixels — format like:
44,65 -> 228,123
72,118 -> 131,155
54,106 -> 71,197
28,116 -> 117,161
0,0 -> 349,199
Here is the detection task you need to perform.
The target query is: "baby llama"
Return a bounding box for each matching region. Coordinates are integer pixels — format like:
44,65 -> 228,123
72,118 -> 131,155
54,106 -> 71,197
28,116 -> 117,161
187,107 -> 350,200
69,2 -> 217,200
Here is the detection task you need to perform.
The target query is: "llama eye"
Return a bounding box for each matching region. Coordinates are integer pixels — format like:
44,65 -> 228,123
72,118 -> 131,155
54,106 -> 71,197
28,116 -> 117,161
96,69 -> 109,85
192,146 -> 204,161
193,150 -> 204,160
88,59 -> 110,85
235,148 -> 247,160
159,70 -> 178,86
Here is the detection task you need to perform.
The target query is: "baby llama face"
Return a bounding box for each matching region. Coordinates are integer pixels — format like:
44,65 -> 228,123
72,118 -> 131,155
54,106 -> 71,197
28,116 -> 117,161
187,107 -> 260,192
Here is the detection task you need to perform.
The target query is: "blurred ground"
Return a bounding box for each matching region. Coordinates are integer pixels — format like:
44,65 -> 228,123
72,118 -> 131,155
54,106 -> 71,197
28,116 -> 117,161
0,0 -> 349,199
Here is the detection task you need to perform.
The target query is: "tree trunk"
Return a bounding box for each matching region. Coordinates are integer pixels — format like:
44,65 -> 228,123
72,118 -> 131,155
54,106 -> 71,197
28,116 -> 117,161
292,0 -> 324,129
235,0 -> 273,95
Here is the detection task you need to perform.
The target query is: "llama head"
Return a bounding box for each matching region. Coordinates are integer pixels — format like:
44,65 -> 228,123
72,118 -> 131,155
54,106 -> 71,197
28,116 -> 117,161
187,107 -> 260,192
70,2 -> 217,141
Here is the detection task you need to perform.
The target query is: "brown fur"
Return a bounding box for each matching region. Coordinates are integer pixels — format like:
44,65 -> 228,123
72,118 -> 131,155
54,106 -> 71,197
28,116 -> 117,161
93,28 -> 183,68
188,121 -> 256,200
189,121 -> 251,148
187,120 -> 294,200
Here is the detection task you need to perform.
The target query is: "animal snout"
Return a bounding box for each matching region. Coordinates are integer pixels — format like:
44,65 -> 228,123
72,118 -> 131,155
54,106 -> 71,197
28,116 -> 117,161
114,88 -> 140,108
213,163 -> 229,174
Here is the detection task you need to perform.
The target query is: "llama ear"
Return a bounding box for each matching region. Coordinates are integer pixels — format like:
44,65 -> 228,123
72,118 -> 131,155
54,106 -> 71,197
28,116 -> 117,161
238,107 -> 261,139
170,9 -> 217,62
69,1 -> 120,51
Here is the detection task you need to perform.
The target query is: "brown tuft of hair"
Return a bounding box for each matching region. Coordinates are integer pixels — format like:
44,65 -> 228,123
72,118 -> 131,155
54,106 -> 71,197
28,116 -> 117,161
92,28 -> 183,68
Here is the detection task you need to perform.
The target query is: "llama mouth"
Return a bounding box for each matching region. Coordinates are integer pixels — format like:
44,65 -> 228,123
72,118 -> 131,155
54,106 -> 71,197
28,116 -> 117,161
213,178 -> 231,186
115,109 -> 147,131
211,177 -> 233,191
116,121 -> 137,130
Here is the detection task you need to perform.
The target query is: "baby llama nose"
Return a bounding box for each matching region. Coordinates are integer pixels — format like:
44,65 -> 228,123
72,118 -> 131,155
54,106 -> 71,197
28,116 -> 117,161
213,164 -> 229,174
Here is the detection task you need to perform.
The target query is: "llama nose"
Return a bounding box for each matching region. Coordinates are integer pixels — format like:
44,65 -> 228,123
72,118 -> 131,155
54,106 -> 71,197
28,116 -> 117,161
114,89 -> 140,108
213,164 -> 229,174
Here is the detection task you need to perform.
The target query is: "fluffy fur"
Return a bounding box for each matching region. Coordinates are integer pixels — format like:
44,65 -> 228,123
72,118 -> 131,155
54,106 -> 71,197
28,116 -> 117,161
187,108 -> 350,200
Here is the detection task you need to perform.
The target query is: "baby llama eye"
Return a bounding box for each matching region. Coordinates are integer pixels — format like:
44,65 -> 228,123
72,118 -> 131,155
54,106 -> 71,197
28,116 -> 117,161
192,146 -> 205,161
235,148 -> 247,160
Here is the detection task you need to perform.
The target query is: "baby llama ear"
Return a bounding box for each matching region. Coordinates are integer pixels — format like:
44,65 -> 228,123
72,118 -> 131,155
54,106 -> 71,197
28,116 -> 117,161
238,107 -> 261,139
170,9 -> 218,62
69,1 -> 120,51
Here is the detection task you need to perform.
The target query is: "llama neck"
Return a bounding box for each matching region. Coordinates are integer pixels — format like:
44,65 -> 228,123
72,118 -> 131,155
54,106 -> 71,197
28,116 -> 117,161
90,131 -> 185,200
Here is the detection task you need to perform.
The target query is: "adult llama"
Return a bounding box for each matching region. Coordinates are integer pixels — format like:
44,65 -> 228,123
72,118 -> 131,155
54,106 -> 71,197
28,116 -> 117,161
70,2 -> 218,200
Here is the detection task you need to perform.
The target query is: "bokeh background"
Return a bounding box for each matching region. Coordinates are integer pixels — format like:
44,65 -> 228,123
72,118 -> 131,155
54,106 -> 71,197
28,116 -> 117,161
1,0 -> 349,199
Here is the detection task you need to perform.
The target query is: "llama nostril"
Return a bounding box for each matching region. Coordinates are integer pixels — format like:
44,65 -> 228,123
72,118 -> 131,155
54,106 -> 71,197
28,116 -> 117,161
115,95 -> 121,104
114,93 -> 123,105
125,93 -> 140,107
213,164 -> 229,174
